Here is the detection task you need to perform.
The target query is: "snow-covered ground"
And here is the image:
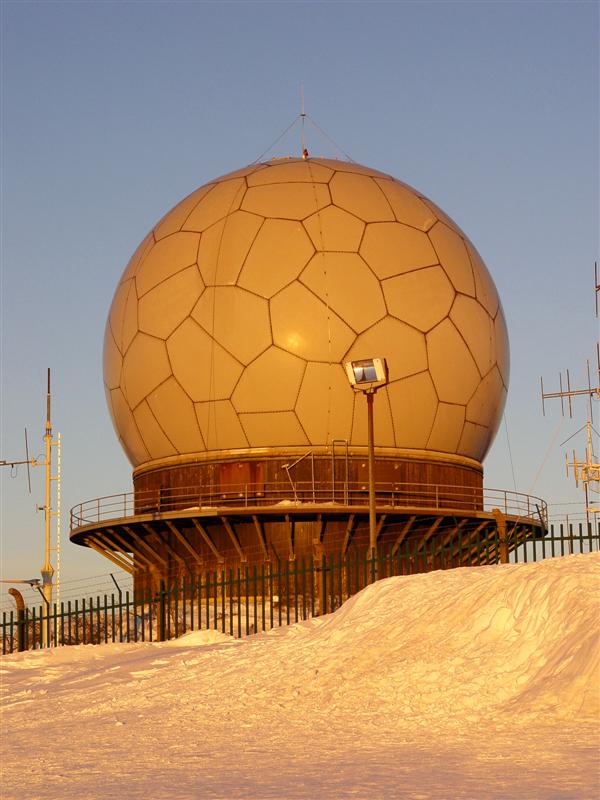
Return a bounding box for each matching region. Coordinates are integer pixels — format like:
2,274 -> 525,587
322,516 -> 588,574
1,554 -> 599,799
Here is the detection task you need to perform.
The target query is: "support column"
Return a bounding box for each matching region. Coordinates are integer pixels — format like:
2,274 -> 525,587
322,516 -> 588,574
492,508 -> 509,564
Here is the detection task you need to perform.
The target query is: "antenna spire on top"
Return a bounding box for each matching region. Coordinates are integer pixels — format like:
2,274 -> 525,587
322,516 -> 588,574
300,83 -> 308,159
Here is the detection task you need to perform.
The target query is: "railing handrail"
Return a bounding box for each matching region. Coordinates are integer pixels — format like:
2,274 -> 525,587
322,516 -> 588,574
70,480 -> 548,530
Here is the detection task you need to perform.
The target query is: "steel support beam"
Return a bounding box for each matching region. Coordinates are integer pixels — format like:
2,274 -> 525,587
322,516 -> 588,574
145,526 -> 186,569
251,515 -> 269,560
192,518 -> 223,563
220,517 -> 246,562
420,516 -> 443,547
86,535 -> 134,574
166,521 -> 204,566
341,514 -> 356,556
391,515 -> 416,556
124,525 -> 169,569
107,528 -> 154,570
375,514 -> 387,544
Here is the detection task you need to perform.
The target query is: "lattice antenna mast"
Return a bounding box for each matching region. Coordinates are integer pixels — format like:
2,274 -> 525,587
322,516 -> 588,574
0,370 -> 61,643
566,419 -> 600,514
540,264 -> 600,516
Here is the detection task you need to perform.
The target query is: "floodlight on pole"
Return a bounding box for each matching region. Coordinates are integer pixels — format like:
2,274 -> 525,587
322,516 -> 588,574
345,357 -> 389,578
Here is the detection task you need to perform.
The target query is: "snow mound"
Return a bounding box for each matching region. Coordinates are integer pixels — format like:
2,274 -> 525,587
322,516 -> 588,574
162,628 -> 238,647
286,550 -> 600,723
1,554 -> 599,799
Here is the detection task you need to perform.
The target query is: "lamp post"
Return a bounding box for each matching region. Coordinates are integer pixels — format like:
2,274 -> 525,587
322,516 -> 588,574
345,358 -> 388,579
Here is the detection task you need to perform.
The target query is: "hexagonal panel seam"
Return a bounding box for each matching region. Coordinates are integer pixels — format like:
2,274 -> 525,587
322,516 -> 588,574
115,391 -> 152,461
381,387 -> 399,449
120,231 -> 156,286
464,400 -> 502,429
461,241 -> 481,300
136,260 -> 202,302
291,407 -> 312,445
182,180 -> 248,233
225,340 -> 274,401
424,236 -> 460,291
191,290 -> 272,366
458,421 -> 491,456
417,197 -> 446,226
304,182 -> 333,217
370,187 -> 438,234
108,312 -> 126,358
243,176 -> 332,188
305,161 -> 336,185
355,250 -> 393,300
168,371 -> 201,406
448,294 -> 497,366
426,316 -> 480,381
295,272 -> 362,338
154,185 -> 216,235
146,377 -> 207,453
425,402 -> 466,451
200,212 -> 266,289
109,280 -> 134,348
125,372 -> 171,415
166,317 -> 247,403
372,177 -> 397,221
465,363 -> 505,408
329,175 -> 395,224
117,301 -> 142,359
135,399 -> 178,456
300,206 -> 327,252
194,400 -> 251,451
381,270 -> 455,335
136,270 -> 204,336
292,358 -> 309,410
379,262 -> 444,283
420,392 -> 439,450
286,272 -> 358,338
314,160 -> 393,180
453,319 -> 490,381
236,410 -> 309,445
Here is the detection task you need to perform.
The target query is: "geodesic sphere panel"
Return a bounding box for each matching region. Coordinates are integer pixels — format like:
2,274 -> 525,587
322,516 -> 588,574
104,157 -> 509,467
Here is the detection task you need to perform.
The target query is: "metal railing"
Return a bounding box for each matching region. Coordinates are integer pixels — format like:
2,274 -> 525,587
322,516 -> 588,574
70,481 -> 548,530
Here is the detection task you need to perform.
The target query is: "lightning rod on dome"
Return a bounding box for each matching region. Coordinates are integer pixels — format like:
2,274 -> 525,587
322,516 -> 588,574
300,83 -> 308,159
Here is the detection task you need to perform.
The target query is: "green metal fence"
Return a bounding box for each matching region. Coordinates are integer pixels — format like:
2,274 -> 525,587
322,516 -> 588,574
2,521 -> 598,655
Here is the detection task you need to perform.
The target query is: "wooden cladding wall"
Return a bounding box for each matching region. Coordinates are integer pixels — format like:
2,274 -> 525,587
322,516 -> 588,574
133,455 -> 483,512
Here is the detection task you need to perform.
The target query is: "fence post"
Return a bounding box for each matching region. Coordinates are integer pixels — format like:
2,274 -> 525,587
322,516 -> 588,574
158,580 -> 166,642
321,554 -> 327,616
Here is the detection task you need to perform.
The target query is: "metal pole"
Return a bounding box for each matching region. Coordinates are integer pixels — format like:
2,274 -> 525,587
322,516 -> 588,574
366,390 -> 377,578
41,369 -> 54,646
55,432 -> 61,609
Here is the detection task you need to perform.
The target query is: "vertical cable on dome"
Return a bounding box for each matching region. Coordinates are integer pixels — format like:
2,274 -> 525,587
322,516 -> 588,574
306,160 -> 333,445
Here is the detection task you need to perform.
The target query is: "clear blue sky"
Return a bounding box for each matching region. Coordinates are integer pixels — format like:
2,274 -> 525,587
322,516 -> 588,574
1,1 -> 598,590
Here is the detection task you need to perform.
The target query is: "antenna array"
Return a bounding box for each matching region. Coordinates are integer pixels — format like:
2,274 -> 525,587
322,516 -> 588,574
540,264 -> 600,517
